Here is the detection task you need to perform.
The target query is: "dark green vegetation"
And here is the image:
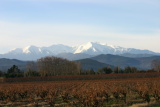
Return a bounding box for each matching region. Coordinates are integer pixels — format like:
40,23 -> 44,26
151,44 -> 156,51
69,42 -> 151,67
5,65 -> 23,78
0,58 -> 27,72
0,65 -> 24,78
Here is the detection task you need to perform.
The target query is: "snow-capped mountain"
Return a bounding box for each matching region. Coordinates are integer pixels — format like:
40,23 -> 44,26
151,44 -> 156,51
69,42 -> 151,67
74,42 -> 157,55
74,42 -> 115,55
0,42 -> 159,60
42,44 -> 74,54
7,44 -> 74,56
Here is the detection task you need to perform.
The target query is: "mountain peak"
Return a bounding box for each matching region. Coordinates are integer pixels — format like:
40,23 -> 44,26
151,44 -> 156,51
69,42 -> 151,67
74,42 -> 114,55
22,45 -> 40,54
74,42 -> 98,54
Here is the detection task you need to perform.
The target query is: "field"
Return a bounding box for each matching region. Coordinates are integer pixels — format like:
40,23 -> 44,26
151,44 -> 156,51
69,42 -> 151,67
0,73 -> 160,107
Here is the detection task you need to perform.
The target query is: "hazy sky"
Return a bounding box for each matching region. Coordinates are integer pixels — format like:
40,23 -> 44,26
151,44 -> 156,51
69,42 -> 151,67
0,0 -> 160,53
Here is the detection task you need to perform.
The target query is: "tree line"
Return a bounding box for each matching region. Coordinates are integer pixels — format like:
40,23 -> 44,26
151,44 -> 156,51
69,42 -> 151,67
0,57 -> 160,78
0,56 -> 81,78
82,66 -> 154,75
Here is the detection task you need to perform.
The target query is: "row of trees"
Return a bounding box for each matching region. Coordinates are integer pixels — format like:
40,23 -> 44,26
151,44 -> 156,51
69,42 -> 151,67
81,59 -> 160,75
0,57 -> 160,78
26,56 -> 81,77
0,56 -> 81,78
1,65 -> 154,77
81,66 -> 155,75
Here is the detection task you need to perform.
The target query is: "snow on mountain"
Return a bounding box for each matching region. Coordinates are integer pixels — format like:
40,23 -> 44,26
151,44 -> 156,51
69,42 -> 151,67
42,44 -> 74,54
22,45 -> 42,54
0,42 -> 159,60
74,42 -> 115,55
8,48 -> 23,54
73,42 -> 156,55
9,44 -> 73,56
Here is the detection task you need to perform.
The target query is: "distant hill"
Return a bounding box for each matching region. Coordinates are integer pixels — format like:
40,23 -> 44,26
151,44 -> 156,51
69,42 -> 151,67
76,58 -> 114,71
1,54 -> 160,72
119,53 -> 156,58
0,58 -> 27,72
0,57 -> 113,72
90,54 -> 160,69
136,56 -> 160,69
91,54 -> 140,68
56,53 -> 93,60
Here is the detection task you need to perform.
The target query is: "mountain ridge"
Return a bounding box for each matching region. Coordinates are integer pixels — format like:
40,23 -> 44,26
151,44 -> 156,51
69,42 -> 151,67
1,54 -> 160,72
0,42 -> 159,60
90,54 -> 160,69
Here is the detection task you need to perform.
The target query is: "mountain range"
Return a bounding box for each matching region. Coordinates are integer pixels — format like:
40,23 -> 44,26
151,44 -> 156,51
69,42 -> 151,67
90,54 -> 160,69
1,54 -> 160,72
0,42 -> 159,61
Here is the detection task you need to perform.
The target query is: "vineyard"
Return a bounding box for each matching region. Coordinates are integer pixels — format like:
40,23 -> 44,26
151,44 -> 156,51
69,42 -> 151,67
0,74 -> 160,106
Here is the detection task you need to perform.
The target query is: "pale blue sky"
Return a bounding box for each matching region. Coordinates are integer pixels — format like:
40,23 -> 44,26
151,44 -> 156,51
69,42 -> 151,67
0,0 -> 160,53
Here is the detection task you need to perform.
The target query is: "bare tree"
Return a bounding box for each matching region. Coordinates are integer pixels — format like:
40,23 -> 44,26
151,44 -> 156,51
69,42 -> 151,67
151,59 -> 160,72
26,61 -> 37,71
37,56 -> 81,76
25,61 -> 39,77
113,66 -> 121,73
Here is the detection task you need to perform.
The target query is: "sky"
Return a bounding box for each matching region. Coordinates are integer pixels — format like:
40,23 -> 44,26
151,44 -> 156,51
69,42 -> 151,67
0,0 -> 160,53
